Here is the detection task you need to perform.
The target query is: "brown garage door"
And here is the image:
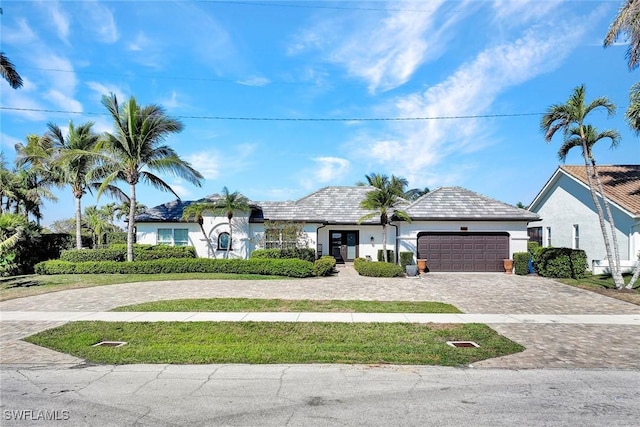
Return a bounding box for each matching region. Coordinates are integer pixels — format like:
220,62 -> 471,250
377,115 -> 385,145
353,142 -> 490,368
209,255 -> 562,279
417,233 -> 509,272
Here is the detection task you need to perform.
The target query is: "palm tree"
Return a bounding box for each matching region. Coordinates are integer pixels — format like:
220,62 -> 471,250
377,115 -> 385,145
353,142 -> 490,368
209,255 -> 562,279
83,205 -> 116,247
357,174 -> 411,263
0,9 -> 23,89
404,186 -> 430,201
0,213 -> 28,276
181,200 -> 218,258
626,82 -> 640,135
210,187 -> 250,259
98,93 -> 203,261
0,152 -> 19,213
40,121 -> 101,249
541,84 -> 625,289
604,0 -> 640,70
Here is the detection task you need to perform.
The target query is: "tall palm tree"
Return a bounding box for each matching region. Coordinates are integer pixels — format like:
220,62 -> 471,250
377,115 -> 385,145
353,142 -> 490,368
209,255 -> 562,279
41,121 -> 101,249
404,186 -> 430,201
181,200 -> 218,258
541,84 -> 625,289
604,0 -> 640,70
98,93 -> 203,261
210,187 -> 250,259
357,174 -> 411,263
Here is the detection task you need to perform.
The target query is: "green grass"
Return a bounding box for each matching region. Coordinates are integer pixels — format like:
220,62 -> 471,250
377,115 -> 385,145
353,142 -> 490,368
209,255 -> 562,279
112,298 -> 461,313
0,273 -> 288,301
557,272 -> 638,290
24,321 -> 523,365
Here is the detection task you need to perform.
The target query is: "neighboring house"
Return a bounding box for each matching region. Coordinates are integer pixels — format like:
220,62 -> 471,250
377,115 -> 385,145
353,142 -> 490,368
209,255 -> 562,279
135,186 -> 538,272
528,165 -> 640,274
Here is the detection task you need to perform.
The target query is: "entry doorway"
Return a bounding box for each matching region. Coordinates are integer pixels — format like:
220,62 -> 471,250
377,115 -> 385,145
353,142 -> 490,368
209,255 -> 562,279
330,231 -> 359,263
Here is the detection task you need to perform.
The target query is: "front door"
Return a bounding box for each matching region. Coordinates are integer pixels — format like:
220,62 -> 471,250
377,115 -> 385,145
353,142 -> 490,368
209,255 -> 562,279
330,231 -> 358,263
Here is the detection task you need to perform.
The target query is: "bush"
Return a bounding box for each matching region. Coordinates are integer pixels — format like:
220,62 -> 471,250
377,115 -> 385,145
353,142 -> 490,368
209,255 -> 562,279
106,232 -> 127,245
399,252 -> 414,269
34,257 -> 315,278
105,244 -> 197,261
535,247 -> 588,279
251,248 -> 315,263
60,249 -> 125,262
377,249 -> 395,262
353,258 -> 404,277
513,252 -> 529,276
313,256 -> 336,276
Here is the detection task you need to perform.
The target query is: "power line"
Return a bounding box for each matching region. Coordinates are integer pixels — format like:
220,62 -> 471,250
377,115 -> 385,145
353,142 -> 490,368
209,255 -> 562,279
0,106 -> 543,121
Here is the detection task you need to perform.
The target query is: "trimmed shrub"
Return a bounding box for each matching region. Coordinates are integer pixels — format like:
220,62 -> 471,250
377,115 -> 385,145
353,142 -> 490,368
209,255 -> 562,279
535,247 -> 589,279
250,248 -> 315,263
513,252 -> 529,276
313,255 -> 336,276
105,244 -> 197,261
377,249 -> 395,263
34,258 -> 315,278
354,258 -> 404,277
60,249 -> 125,262
399,252 -> 414,269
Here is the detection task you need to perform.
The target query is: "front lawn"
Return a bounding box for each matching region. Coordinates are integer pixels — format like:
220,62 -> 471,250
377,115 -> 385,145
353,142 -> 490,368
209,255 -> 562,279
557,273 -> 640,306
112,298 -> 461,313
24,321 -> 523,365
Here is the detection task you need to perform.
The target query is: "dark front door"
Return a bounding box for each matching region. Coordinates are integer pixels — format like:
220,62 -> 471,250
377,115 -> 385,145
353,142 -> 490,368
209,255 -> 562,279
330,231 -> 359,263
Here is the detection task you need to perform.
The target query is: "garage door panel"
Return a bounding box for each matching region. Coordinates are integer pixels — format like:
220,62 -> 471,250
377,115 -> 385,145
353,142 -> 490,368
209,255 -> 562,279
417,233 -> 509,272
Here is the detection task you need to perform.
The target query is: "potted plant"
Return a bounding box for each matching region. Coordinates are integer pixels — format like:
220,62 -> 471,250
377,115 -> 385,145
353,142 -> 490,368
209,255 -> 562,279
503,259 -> 514,274
405,264 -> 418,276
417,259 -> 427,273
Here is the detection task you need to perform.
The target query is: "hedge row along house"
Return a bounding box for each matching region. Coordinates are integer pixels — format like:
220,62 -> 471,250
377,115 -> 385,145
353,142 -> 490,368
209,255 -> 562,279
135,186 -> 538,273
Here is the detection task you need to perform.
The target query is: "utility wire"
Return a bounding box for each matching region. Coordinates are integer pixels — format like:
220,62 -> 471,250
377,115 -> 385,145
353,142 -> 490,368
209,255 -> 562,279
0,106 -> 542,121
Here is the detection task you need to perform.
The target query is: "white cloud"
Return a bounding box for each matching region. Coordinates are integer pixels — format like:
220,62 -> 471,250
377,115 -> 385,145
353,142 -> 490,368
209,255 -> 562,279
127,31 -> 150,52
358,10 -> 596,186
237,76 -> 271,87
492,0 -> 562,26
46,90 -> 83,112
300,157 -> 350,189
1,133 -> 24,150
288,1 -> 475,93
185,152 -> 221,180
158,91 -> 184,110
82,0 -> 119,43
40,0 -> 70,43
1,18 -> 38,45
86,82 -> 127,102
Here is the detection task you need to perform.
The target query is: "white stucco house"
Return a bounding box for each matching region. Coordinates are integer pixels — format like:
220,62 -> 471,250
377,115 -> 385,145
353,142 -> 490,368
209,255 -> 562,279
528,165 -> 640,274
135,186 -> 539,272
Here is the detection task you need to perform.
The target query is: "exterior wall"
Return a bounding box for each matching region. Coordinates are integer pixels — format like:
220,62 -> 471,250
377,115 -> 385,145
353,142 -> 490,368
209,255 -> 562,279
529,174 -> 634,266
397,220 -> 531,263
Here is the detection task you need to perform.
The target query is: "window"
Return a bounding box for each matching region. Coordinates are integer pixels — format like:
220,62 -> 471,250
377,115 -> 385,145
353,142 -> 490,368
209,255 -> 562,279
528,227 -> 542,246
546,227 -> 552,247
573,224 -> 579,249
218,232 -> 231,250
157,228 -> 189,246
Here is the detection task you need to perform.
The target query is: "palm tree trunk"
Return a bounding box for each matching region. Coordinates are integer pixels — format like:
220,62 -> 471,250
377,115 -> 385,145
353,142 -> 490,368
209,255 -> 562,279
127,183 -> 136,262
382,223 -> 387,262
226,218 -> 232,259
580,145 -> 622,288
75,195 -> 82,249
199,223 -> 216,259
591,163 -> 624,287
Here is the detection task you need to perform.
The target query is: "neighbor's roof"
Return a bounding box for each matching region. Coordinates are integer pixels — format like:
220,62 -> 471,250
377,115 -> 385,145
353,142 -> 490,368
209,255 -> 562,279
136,186 -> 538,223
405,187 -> 539,221
560,165 -> 640,215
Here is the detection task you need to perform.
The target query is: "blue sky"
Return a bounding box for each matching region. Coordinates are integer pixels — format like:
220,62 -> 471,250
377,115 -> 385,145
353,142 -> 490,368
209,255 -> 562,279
1,0 -> 639,227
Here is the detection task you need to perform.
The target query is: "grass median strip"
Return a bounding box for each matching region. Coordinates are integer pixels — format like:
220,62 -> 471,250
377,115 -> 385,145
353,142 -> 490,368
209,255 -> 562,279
24,321 -> 523,365
112,298 -> 461,313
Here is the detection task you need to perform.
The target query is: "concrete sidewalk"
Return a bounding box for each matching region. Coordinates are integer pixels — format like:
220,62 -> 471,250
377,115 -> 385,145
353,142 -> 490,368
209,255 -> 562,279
2,310 -> 640,324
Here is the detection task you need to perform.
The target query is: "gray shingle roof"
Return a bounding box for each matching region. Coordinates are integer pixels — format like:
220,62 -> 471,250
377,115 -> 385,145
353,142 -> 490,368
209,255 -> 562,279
136,186 -> 538,223
405,187 -> 539,220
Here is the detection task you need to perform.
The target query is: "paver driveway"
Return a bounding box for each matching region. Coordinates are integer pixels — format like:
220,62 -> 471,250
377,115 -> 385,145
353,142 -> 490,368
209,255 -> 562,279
1,267 -> 639,368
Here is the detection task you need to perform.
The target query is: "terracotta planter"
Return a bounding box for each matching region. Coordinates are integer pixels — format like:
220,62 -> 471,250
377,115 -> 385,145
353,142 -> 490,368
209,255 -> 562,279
417,259 -> 427,273
503,259 -> 514,274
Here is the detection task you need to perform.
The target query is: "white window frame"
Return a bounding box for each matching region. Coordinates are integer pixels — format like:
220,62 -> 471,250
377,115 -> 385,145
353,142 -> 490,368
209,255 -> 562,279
157,228 -> 189,246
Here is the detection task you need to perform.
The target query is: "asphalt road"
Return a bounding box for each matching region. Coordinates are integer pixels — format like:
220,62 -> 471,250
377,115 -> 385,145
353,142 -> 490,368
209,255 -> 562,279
2,364 -> 639,426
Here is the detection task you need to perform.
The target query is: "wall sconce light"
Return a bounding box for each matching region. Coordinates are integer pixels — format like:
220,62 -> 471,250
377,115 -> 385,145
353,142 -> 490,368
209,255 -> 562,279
370,236 -> 375,245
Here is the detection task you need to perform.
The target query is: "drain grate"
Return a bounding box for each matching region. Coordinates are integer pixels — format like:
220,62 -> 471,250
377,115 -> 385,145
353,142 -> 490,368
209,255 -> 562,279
92,341 -> 127,348
446,341 -> 480,348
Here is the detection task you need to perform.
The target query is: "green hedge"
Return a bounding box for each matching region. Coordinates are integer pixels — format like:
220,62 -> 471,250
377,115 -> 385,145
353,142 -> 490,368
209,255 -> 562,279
535,247 -> 588,279
250,248 -> 316,263
353,257 -> 404,277
313,255 -> 336,276
376,249 -> 395,262
34,258 -> 314,278
60,245 -> 196,262
399,251 -> 414,269
513,252 -> 529,276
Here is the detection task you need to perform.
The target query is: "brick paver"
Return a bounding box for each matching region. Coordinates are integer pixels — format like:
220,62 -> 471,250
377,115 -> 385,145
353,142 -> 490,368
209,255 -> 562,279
1,266 -> 638,368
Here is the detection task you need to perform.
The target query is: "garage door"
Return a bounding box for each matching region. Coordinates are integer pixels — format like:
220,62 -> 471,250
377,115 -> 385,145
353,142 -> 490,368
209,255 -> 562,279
417,233 -> 509,272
